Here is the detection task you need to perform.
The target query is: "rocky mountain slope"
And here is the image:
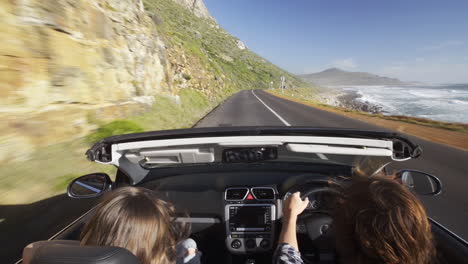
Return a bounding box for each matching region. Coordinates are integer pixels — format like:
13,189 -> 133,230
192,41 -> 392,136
301,68 -> 406,86
0,0 -> 304,163
172,0 -> 214,20
1,0 -> 171,162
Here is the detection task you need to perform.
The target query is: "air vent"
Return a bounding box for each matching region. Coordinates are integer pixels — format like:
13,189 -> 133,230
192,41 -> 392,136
225,188 -> 249,201
252,187 -> 275,200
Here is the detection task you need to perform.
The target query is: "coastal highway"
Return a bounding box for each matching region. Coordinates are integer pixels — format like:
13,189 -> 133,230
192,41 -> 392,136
196,89 -> 468,240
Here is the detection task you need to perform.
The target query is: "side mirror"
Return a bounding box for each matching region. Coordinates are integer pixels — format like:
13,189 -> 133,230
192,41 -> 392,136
67,173 -> 112,198
397,170 -> 442,196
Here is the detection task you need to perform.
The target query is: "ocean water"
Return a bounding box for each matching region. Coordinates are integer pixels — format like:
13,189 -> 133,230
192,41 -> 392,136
340,84 -> 468,123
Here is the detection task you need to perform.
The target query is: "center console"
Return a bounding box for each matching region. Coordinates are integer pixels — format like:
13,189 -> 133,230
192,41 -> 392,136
224,187 -> 277,253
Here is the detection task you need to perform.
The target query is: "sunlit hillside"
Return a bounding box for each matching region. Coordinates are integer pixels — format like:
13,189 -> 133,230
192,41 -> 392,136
0,0 -> 308,204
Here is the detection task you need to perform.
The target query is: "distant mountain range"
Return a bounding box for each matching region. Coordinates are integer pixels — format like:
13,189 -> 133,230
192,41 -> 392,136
300,68 -> 408,86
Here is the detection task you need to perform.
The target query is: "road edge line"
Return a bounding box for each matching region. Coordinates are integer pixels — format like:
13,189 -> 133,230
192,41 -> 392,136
252,90 -> 329,160
251,90 -> 291,126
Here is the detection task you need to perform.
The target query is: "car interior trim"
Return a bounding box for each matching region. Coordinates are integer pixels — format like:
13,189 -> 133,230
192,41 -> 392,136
429,217 -> 467,245
250,187 -> 276,201
224,187 -> 250,201
174,217 -> 221,224
115,136 -> 393,152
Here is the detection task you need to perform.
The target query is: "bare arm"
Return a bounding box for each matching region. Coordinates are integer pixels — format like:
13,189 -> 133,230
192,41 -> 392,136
278,192 -> 309,251
279,214 -> 299,250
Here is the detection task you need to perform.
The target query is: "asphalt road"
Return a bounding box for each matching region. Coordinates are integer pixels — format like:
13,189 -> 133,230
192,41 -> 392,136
196,89 -> 468,240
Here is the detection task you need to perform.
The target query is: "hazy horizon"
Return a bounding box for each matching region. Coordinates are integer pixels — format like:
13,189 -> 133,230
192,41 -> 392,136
301,67 -> 468,85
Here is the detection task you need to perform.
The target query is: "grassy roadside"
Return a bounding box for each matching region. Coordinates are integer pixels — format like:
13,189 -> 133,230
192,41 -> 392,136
266,89 -> 468,150
0,89 -> 219,205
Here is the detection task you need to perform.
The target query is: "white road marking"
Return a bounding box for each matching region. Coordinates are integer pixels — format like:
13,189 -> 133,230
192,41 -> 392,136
251,90 -> 328,160
251,90 -> 291,126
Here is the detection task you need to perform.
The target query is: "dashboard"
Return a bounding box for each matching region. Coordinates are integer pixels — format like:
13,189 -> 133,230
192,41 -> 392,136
224,187 -> 277,253
52,166 -> 351,264
137,166 -> 351,256
222,185 -> 341,254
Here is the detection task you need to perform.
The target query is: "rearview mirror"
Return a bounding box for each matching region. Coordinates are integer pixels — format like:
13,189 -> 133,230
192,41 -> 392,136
397,170 -> 442,196
67,173 -> 112,198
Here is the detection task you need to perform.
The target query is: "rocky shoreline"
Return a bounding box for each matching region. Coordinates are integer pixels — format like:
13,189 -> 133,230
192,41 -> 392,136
316,88 -> 384,114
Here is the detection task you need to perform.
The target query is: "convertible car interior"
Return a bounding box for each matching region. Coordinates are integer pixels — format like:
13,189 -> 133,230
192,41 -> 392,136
19,127 -> 468,264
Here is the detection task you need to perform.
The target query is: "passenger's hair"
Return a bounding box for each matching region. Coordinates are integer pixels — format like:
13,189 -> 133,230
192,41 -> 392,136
333,176 -> 435,264
81,187 -> 189,264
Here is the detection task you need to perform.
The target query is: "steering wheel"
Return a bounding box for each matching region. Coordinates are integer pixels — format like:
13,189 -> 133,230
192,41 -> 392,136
299,188 -> 342,242
283,185 -> 344,262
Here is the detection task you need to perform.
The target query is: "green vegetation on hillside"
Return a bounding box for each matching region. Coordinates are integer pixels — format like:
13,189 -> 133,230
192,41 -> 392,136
130,89 -> 213,130
144,0 -> 306,92
87,120 -> 144,142
1,0 -> 310,204
0,89 -> 215,204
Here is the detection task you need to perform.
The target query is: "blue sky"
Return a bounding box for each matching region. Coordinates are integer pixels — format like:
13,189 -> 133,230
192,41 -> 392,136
204,0 -> 468,83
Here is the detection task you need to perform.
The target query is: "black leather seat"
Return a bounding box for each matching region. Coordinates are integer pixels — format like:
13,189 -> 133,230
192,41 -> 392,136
22,240 -> 140,264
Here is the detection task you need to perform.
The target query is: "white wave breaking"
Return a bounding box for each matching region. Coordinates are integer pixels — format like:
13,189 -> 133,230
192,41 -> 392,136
338,84 -> 468,123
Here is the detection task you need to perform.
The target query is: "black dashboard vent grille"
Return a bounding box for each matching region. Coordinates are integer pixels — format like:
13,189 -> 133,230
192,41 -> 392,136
252,188 -> 275,200
225,188 -> 249,201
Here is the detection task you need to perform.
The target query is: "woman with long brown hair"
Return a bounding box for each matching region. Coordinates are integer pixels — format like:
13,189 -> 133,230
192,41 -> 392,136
274,176 -> 436,264
333,176 -> 435,264
81,187 -> 200,264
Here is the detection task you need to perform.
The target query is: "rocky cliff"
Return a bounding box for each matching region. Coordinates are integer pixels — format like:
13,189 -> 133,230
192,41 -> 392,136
0,0 -> 304,163
0,0 -> 174,162
0,0 -> 307,204
171,0 -> 214,20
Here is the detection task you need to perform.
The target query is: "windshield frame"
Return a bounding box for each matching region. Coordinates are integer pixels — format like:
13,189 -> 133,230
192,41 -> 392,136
85,127 -> 420,184
86,126 -> 420,163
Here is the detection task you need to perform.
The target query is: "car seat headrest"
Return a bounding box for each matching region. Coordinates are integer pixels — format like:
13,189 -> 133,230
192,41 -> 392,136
22,240 -> 140,264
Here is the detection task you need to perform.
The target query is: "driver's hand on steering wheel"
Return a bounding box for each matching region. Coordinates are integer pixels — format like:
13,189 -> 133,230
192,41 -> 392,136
283,192 -> 309,219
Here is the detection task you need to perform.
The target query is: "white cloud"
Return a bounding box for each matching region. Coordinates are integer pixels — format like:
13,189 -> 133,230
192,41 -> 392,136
331,58 -> 357,70
422,40 -> 464,51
